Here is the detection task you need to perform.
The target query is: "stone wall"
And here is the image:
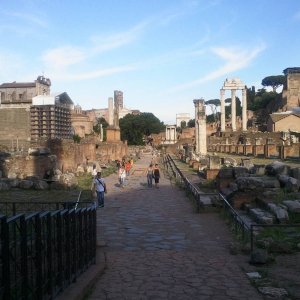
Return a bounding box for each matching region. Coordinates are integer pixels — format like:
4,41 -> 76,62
45,139 -> 127,173
1,139 -> 128,178
0,108 -> 31,149
1,154 -> 56,179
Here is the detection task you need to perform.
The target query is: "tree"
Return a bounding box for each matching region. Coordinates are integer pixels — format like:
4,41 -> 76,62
73,134 -> 81,143
119,113 -> 165,145
93,117 -> 109,141
261,75 -> 286,92
187,119 -> 195,128
180,121 -> 187,129
205,99 -> 221,124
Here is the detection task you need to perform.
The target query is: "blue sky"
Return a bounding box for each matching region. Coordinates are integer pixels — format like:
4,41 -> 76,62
1,0 -> 300,124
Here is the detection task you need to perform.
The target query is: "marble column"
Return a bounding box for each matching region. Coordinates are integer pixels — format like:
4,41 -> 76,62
220,89 -> 225,132
108,97 -> 114,126
193,99 -> 207,156
231,89 -> 236,131
242,89 -> 247,131
100,124 -> 103,142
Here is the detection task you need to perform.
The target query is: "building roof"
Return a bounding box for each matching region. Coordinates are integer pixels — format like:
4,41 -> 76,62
283,67 -> 300,75
32,92 -> 73,106
269,112 -> 300,123
0,82 -> 36,88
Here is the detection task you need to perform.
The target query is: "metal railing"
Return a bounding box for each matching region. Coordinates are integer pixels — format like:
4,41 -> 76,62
0,201 -> 96,300
163,154 -> 300,252
163,154 -> 251,240
163,154 -> 217,212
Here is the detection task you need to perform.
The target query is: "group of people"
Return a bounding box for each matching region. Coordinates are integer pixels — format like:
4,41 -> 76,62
146,163 -> 160,188
116,158 -> 133,187
91,158 -> 160,209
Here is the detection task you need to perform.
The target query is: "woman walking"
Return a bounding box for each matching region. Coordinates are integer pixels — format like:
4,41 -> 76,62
147,164 -> 154,187
153,164 -> 160,188
118,164 -> 126,187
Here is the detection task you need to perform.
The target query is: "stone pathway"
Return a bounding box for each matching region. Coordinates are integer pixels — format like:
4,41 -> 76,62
88,153 -> 262,300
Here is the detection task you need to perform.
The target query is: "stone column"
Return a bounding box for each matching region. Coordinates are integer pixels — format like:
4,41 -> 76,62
220,89 -> 225,132
231,89 -> 236,131
193,99 -> 207,156
108,97 -> 114,126
242,89 -> 247,131
193,101 -> 199,153
100,124 -> 103,142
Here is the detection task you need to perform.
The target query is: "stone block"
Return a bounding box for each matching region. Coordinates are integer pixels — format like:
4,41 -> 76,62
205,169 -> 219,180
282,200 -> 300,213
265,161 -> 290,176
233,167 -> 249,178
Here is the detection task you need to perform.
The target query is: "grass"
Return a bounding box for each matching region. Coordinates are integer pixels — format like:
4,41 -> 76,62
0,163 -> 118,206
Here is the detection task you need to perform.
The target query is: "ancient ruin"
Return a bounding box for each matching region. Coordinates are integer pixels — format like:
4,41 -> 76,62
193,99 -> 207,156
220,78 -> 247,132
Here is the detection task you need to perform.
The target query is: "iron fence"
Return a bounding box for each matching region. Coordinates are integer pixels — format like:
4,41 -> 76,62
163,154 -> 300,252
0,201 -> 96,300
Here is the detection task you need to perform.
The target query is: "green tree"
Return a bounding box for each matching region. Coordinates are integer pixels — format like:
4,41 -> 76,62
187,119 -> 195,127
180,120 -> 187,129
261,75 -> 286,92
119,113 -> 165,145
205,99 -> 221,124
73,134 -> 81,143
93,117 -> 109,141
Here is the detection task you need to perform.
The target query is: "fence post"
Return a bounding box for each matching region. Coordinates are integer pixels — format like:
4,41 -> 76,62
250,225 -> 254,254
35,214 -> 43,299
46,213 -> 53,297
1,217 -> 10,300
20,215 -> 28,300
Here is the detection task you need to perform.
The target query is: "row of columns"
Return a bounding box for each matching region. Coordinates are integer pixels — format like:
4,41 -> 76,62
220,79 -> 247,132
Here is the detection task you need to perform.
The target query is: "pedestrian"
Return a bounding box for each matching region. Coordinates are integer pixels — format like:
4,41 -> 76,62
130,158 -> 134,167
116,159 -> 121,169
118,164 -> 126,187
91,172 -> 107,208
147,164 -> 154,187
92,164 -> 97,178
153,164 -> 160,188
125,160 -> 131,176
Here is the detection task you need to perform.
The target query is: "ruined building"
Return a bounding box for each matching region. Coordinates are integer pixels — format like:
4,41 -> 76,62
0,76 -> 73,149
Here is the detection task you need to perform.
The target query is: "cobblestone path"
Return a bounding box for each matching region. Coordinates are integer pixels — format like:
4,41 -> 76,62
88,153 -> 262,300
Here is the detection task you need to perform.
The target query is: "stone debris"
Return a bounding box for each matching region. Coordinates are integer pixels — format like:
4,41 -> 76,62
282,200 -> 300,213
246,272 -> 261,279
258,286 -> 288,298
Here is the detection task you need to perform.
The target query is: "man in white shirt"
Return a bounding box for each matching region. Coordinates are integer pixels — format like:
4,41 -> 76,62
92,172 -> 107,208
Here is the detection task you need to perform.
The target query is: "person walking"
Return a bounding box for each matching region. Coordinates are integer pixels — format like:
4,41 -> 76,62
147,164 -> 154,187
118,164 -> 126,187
153,164 -> 160,188
125,160 -> 131,176
91,172 -> 107,208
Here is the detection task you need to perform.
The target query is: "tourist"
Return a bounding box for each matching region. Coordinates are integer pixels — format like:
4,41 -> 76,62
130,158 -> 134,167
147,164 -> 154,187
116,159 -> 121,169
118,164 -> 126,187
91,172 -> 107,208
125,160 -> 131,176
153,164 -> 160,188
92,164 -> 97,178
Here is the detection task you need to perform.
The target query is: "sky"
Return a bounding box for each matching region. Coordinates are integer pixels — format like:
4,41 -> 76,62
1,0 -> 300,124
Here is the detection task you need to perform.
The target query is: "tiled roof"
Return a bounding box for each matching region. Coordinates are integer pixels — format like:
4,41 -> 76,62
270,113 -> 300,123
0,82 -> 36,88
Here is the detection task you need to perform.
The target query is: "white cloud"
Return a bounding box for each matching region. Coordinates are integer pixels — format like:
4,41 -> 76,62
4,11 -> 47,27
168,43 -> 266,92
90,21 -> 149,54
49,64 -> 136,81
42,46 -> 86,69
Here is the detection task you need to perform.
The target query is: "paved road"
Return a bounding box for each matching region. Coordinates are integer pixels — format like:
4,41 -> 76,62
88,153 -> 262,300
